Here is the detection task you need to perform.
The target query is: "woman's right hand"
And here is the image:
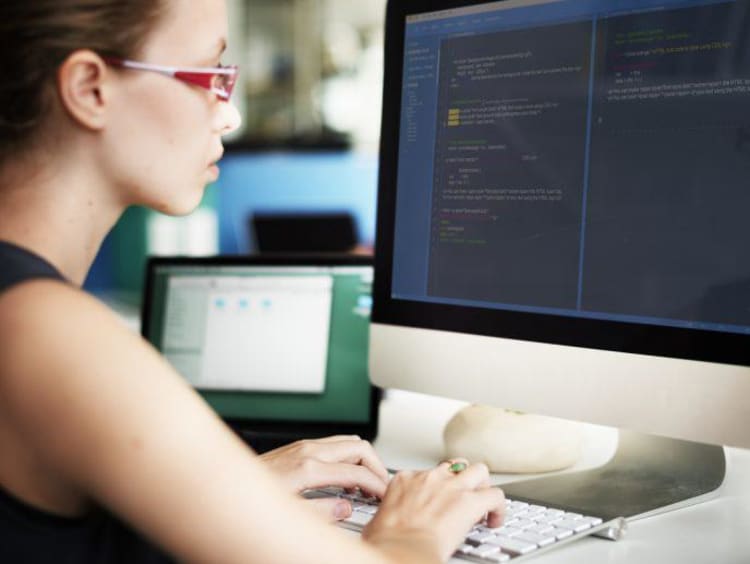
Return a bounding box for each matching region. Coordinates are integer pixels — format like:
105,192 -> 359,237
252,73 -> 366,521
362,461 -> 505,562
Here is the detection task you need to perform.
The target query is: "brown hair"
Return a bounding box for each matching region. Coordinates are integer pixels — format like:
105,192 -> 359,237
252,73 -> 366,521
0,1 -> 168,163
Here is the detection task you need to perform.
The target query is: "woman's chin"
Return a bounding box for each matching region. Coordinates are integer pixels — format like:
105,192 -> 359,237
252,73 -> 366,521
149,190 -> 206,217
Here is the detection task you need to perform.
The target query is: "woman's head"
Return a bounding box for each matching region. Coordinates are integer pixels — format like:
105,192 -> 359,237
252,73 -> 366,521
0,1 -> 168,164
0,0 -> 240,215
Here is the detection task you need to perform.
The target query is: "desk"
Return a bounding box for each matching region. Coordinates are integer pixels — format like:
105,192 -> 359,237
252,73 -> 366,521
373,390 -> 750,564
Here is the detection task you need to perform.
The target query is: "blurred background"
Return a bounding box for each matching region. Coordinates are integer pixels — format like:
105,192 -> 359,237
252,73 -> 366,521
86,0 -> 386,307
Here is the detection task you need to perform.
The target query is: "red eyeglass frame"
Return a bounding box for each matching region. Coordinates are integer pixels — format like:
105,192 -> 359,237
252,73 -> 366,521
103,57 -> 239,101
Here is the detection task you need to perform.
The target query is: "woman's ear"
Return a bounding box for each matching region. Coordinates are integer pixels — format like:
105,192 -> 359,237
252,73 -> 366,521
56,50 -> 110,131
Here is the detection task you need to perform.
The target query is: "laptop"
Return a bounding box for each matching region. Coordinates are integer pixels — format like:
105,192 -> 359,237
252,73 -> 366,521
141,254 -> 379,453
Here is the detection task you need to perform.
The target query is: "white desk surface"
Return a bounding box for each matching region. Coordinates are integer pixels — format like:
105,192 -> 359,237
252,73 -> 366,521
372,390 -> 750,564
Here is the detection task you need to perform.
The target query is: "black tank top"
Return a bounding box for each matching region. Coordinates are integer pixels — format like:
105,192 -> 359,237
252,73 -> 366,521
0,241 -> 173,564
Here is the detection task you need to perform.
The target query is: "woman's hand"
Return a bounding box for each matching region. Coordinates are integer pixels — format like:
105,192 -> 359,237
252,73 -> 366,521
362,461 -> 505,562
259,435 -> 390,521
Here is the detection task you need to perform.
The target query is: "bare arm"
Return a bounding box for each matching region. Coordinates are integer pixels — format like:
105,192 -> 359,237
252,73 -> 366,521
0,281 -> 503,563
0,281 -> 390,563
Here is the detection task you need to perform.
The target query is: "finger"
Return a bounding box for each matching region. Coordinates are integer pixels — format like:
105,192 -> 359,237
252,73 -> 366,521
451,462 -> 491,489
304,498 -> 352,522
389,468 -> 414,482
469,487 -> 506,528
307,461 -> 388,498
264,436 -> 361,460
437,460 -> 452,472
315,438 -> 388,480
312,440 -> 390,485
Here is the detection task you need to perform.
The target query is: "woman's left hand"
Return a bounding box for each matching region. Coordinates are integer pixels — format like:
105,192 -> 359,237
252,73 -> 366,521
259,435 -> 390,521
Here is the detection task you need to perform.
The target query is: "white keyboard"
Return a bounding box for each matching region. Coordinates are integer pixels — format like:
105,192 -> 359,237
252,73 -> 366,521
306,487 -> 626,562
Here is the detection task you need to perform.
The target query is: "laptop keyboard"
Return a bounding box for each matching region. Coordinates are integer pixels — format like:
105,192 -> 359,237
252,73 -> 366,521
307,487 -> 626,562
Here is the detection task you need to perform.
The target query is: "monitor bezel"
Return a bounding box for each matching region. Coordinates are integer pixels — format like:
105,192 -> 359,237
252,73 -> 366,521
372,0 -> 750,368
142,254 -> 381,442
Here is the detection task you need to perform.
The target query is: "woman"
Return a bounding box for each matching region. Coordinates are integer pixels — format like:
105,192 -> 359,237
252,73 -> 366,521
0,1 -> 505,562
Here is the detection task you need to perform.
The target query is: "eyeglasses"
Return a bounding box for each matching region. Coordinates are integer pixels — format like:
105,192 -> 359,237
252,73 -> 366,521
103,57 -> 239,101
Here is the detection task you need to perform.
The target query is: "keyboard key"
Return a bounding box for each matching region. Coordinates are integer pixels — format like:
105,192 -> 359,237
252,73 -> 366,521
456,543 -> 474,555
488,536 -> 538,556
506,509 -> 529,519
475,524 -> 505,534
513,519 -> 537,530
322,487 -> 346,496
515,531 -> 557,547
467,530 -> 495,544
525,505 -> 546,516
485,553 -> 511,562
554,518 -> 593,533
574,516 -> 603,527
528,523 -> 555,535
490,526 -> 524,538
470,543 -> 501,558
550,526 -> 574,540
343,511 -> 373,527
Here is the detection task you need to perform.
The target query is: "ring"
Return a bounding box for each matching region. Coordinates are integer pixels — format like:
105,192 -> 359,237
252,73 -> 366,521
441,458 -> 469,474
449,461 -> 468,473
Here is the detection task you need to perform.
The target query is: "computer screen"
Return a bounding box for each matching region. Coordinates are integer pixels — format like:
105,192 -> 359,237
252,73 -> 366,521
142,259 -> 375,428
371,0 -> 750,515
390,0 -> 750,337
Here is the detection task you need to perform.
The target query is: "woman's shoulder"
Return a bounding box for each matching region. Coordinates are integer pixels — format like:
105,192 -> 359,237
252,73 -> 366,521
0,277 -> 109,337
0,279 -> 145,408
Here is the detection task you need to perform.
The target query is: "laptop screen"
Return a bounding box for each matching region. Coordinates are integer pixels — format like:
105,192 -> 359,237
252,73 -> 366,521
142,259 -> 374,426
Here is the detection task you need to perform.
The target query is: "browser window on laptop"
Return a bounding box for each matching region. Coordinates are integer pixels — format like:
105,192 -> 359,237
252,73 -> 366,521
141,255 -> 379,452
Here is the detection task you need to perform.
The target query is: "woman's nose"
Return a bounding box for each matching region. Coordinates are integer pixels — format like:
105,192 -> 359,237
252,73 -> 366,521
215,99 -> 242,136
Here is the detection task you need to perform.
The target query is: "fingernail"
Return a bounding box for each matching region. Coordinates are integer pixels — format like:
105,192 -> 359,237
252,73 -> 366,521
334,501 -> 351,520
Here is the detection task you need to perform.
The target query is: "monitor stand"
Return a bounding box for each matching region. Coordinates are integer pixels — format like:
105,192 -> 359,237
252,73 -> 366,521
500,430 -> 725,525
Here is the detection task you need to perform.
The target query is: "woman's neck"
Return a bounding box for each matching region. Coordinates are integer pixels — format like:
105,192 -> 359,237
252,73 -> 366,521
0,152 -> 126,286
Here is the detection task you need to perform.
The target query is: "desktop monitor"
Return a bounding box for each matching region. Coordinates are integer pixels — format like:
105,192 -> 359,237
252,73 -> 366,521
371,0 -> 750,520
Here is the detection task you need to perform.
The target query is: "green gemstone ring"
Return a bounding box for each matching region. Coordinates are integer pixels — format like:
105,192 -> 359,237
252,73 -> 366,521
449,461 -> 468,473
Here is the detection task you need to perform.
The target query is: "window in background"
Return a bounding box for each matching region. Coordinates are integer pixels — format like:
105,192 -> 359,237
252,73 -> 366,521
230,0 -> 386,151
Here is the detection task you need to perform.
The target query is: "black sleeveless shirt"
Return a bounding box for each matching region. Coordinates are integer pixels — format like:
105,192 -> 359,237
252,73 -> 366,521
0,241 -> 173,564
